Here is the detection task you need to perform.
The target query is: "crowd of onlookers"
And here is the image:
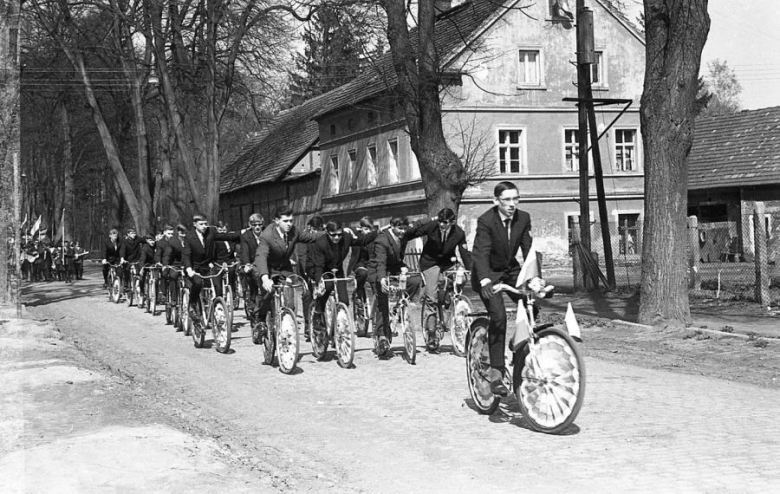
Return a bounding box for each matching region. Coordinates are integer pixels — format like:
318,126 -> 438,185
14,234 -> 88,283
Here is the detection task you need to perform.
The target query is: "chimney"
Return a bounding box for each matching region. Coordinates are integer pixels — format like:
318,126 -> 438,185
435,1 -> 453,14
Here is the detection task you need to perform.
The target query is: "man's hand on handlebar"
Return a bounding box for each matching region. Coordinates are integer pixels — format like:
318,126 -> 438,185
380,277 -> 389,293
261,275 -> 274,293
186,267 -> 195,278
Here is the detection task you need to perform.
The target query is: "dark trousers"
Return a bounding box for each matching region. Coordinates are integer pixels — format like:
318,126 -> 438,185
242,269 -> 260,322
102,263 -> 113,284
372,275 -> 421,339
74,261 -> 83,279
255,270 -> 295,323
64,259 -> 74,281
478,289 -> 522,370
315,279 -> 349,313
162,266 -> 180,304
354,267 -> 368,300
21,260 -> 30,280
188,267 -> 224,309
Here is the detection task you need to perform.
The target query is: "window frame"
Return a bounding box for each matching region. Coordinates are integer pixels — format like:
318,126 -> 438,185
496,127 -> 528,175
330,154 -> 340,194
517,48 -> 545,89
366,143 -> 378,188
347,148 -> 358,190
590,50 -> 608,89
613,127 -> 640,173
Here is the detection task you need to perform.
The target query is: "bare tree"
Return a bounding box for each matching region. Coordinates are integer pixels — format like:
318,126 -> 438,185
639,0 -> 710,328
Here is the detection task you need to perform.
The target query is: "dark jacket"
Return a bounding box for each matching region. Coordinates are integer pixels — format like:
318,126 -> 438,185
162,237 -> 186,266
154,238 -> 172,264
102,238 -> 122,264
310,230 -> 377,283
471,206 -> 532,290
120,236 -> 143,263
404,219 -> 472,272
182,226 -> 240,272
139,243 -> 156,267
214,235 -> 239,264
367,230 -> 408,283
239,229 -> 262,265
253,225 -> 321,279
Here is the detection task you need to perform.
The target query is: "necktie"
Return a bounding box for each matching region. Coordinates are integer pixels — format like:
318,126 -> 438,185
198,233 -> 205,248
505,219 -> 511,242
441,229 -> 447,244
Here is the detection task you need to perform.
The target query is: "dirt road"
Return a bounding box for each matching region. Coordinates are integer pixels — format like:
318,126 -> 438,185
10,266 -> 780,492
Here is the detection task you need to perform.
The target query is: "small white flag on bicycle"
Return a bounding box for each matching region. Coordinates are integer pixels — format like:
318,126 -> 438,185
565,302 -> 582,341
516,240 -> 542,287
509,301 -> 532,351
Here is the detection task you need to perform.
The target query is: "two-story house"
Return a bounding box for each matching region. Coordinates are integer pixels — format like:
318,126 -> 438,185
312,0 -> 646,259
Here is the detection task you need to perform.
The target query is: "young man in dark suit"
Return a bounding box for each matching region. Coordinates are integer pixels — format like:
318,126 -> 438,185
161,224 -> 188,318
296,215 -> 324,341
471,181 -> 532,396
182,214 -> 241,323
252,205 -> 322,341
309,219 -> 377,342
239,213 -> 264,329
154,225 -> 175,304
120,228 -> 143,292
408,208 -> 473,349
367,216 -> 422,357
101,228 -> 122,288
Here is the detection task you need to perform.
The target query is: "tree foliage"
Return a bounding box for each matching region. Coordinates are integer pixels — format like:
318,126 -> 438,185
697,58 -> 742,117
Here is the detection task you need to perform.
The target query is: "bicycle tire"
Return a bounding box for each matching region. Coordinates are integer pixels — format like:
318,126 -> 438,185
351,292 -> 368,337
110,275 -> 122,304
334,303 -> 356,369
513,327 -> 585,434
136,277 -> 144,310
211,297 -> 232,354
165,300 -> 173,325
450,295 -> 472,357
180,287 -> 191,335
466,318 -> 501,415
309,304 -> 328,360
191,299 -> 206,348
224,286 -> 234,319
401,306 -> 416,365
262,313 -> 275,365
126,277 -> 134,307
423,312 -> 441,353
149,278 -> 157,316
277,307 -> 299,374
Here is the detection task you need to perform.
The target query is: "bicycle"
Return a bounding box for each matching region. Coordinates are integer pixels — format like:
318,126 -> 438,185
106,263 -> 123,304
187,265 -> 232,353
220,261 -> 241,322
309,269 -> 357,369
125,262 -> 143,308
144,265 -> 162,316
465,278 -> 585,434
164,267 -> 184,328
377,270 -> 421,365
177,270 -> 190,334
238,265 -> 254,323
420,262 -> 472,356
351,269 -> 373,338
260,274 -> 303,374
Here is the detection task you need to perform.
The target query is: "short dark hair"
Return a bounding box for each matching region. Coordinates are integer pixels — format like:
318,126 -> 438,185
109,228 -> 119,235
308,215 -> 324,230
163,224 -> 174,232
192,213 -> 208,223
437,208 -> 456,223
274,204 -> 294,219
358,216 -> 374,229
494,181 -> 518,198
325,220 -> 343,233
216,220 -> 228,229
390,216 -> 409,227
176,224 -> 187,233
249,213 -> 264,224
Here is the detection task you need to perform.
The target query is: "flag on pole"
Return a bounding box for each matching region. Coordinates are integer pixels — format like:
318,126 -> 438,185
565,302 -> 582,341
516,240 -> 542,287
509,301 -> 532,351
30,215 -> 42,236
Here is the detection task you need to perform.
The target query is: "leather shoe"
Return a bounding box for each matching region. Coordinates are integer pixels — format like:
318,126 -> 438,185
488,368 -> 508,397
252,321 -> 267,345
377,336 -> 390,356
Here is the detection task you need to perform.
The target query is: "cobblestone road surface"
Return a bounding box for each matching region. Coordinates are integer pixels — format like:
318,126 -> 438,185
19,268 -> 780,492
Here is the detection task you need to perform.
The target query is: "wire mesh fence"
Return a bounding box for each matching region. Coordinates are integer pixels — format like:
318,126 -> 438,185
554,212 -> 780,306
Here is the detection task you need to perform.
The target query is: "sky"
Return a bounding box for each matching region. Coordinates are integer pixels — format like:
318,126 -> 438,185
626,0 -> 780,110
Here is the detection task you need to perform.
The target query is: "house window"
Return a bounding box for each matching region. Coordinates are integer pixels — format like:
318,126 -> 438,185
348,118 -> 354,131
618,213 -> 640,256
386,139 -> 400,183
615,129 -> 638,172
330,154 -> 339,194
367,111 -> 375,124
366,144 -> 378,187
518,50 -> 542,87
498,129 -> 525,174
591,51 -> 606,87
348,149 -> 357,190
564,129 -> 580,172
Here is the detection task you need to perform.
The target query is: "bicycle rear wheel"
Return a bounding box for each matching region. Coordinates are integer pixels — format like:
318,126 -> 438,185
466,318 -> 501,415
309,305 -> 328,360
277,307 -> 299,374
126,276 -> 135,307
191,300 -> 206,348
450,295 -> 472,357
401,306 -> 416,365
351,292 -> 368,337
210,297 -> 232,354
334,303 -> 355,369
513,327 -> 585,434
110,274 -> 122,304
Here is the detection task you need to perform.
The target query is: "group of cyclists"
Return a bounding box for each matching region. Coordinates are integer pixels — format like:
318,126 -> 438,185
98,181 -> 532,396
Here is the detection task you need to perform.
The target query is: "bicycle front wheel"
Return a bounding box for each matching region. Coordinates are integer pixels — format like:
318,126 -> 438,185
352,292 -> 368,337
514,327 -> 585,434
401,307 -> 416,365
309,304 -> 328,360
110,275 -> 122,304
210,297 -> 232,354
466,318 -> 501,415
450,295 -> 472,357
180,287 -> 190,334
262,313 -> 276,365
334,303 -> 356,369
134,277 -> 143,309
191,300 -> 206,348
277,307 -> 299,374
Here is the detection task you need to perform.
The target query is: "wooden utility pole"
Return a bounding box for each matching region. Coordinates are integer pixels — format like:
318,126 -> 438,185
575,1 -> 594,290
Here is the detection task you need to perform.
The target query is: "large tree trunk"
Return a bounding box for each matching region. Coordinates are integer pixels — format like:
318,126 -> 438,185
638,0 -> 709,328
383,0 -> 467,216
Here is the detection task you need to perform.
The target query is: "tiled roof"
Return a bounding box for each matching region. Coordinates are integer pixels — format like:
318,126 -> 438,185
688,106 -> 780,190
220,1 -> 510,194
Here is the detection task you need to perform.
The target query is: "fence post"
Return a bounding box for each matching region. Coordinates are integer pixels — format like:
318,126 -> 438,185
571,223 -> 584,291
753,204 -> 770,306
688,216 -> 701,290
